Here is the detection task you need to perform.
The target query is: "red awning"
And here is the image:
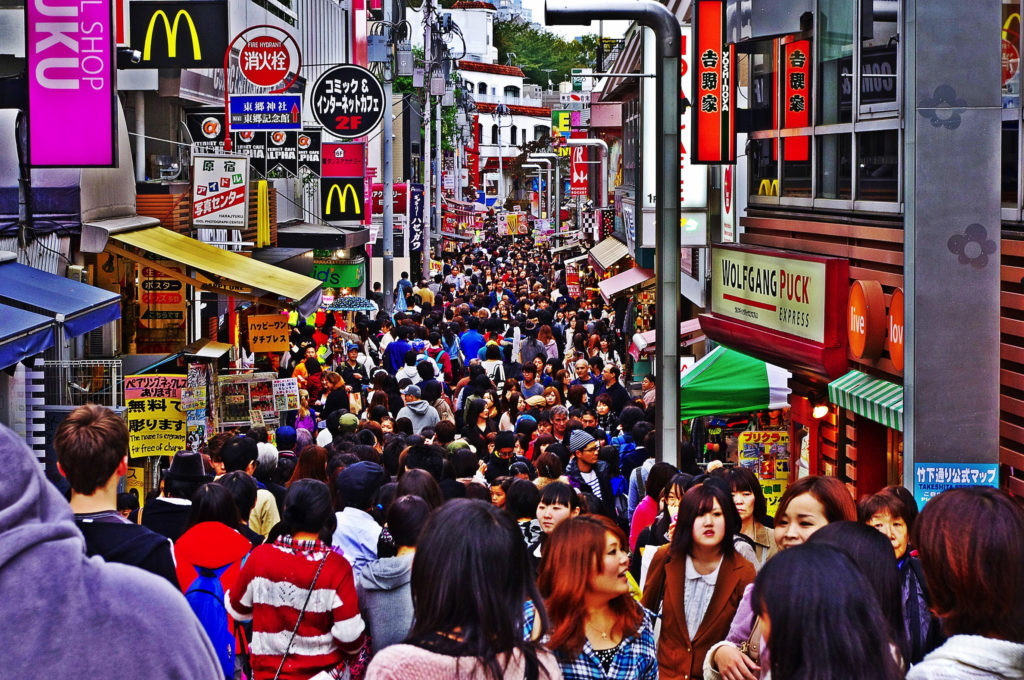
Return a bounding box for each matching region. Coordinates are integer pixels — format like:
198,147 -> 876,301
598,266 -> 654,303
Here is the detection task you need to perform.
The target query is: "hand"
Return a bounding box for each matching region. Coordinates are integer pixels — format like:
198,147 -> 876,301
713,645 -> 760,680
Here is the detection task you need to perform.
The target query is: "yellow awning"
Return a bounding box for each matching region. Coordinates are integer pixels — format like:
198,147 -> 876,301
109,227 -> 322,316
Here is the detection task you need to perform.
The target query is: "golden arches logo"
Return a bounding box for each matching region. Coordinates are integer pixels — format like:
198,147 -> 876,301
325,183 -> 361,216
143,10 -> 201,61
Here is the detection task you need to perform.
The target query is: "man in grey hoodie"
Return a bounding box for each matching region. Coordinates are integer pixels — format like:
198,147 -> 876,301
0,424 -> 222,678
355,495 -> 431,652
396,384 -> 440,434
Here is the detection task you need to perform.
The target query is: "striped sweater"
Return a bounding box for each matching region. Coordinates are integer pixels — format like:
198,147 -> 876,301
227,536 -> 365,680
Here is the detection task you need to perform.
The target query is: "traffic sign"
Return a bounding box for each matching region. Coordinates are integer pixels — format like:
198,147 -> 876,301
229,94 -> 302,131
310,64 -> 385,138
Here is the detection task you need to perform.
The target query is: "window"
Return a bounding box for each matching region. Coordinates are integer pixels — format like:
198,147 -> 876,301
749,40 -> 776,132
477,123 -> 484,145
510,126 -> 517,145
491,124 -> 499,144
750,139 -> 778,197
1003,121 -> 1019,207
817,134 -> 852,199
817,0 -> 854,124
504,85 -> 520,99
860,0 -> 898,109
857,130 -> 898,202
534,125 -> 548,140
478,82 -> 487,94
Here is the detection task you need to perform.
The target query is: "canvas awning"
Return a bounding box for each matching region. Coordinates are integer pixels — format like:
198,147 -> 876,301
82,226 -> 322,317
0,304 -> 54,370
599,267 -> 654,303
588,236 -> 630,274
680,345 -> 792,419
276,222 -> 370,250
0,254 -> 120,339
828,370 -> 904,431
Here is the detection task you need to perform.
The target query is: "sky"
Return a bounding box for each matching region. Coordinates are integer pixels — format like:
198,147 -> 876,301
520,0 -> 632,40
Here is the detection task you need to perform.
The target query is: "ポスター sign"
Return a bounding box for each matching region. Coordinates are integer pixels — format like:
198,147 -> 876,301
127,0 -> 227,69
913,463 -> 999,508
311,65 -> 386,138
738,430 -> 790,516
138,261 -> 186,328
26,0 -> 116,167
693,0 -> 735,164
192,155 -> 250,228
711,247 -> 828,343
247,314 -> 289,352
125,374 -> 187,458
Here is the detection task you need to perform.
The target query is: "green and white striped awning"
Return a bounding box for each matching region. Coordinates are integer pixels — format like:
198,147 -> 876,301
828,370 -> 904,431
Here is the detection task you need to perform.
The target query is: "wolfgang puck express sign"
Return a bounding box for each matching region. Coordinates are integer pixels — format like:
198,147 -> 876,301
711,247 -> 840,344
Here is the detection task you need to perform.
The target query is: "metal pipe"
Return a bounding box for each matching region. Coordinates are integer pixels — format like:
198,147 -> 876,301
566,138 -> 609,207
528,155 -> 552,219
531,151 -> 559,230
134,91 -> 146,182
547,0 -> 681,465
382,0 -> 395,313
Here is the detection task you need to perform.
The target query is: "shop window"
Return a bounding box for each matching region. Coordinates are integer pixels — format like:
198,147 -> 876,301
749,40 -> 777,132
818,0 -> 854,124
751,139 -> 778,197
781,138 -> 812,197
1003,120 -> 1019,207
510,126 -> 517,145
817,133 -> 852,199
860,1 -> 899,109
856,129 -> 899,202
1004,0 -> 1021,108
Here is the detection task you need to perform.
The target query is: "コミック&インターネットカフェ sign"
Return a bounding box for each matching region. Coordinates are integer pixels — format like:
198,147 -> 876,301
311,65 -> 386,138
26,0 -> 116,167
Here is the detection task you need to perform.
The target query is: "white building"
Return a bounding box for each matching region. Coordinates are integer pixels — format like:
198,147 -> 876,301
405,1 -> 499,65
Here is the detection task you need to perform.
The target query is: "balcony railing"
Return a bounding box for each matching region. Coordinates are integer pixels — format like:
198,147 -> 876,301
471,92 -> 544,107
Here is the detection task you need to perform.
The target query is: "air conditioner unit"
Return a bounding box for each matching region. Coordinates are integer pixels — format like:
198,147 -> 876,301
85,322 -> 119,358
66,265 -> 89,284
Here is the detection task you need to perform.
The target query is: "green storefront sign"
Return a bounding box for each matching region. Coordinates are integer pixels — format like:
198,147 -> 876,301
312,262 -> 364,288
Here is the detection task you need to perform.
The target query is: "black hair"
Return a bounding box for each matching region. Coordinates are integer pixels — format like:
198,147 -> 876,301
617,407 -> 646,438
645,462 -> 678,501
403,443 -> 446,481
407,499 -> 552,680
505,478 -> 541,520
221,436 -> 258,473
185,482 -> 240,531
216,470 -> 258,519
721,466 -> 772,527
273,455 -> 297,487
752,543 -> 904,680
669,482 -> 740,558
281,479 -> 337,543
450,446 -> 479,478
396,468 -> 443,509
538,481 -> 583,514
387,494 -> 432,548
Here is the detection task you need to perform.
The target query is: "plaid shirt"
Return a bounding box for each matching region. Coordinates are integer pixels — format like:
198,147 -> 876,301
554,605 -> 659,680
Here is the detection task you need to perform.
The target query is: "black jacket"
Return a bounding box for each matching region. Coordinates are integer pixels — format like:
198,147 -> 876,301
75,513 -> 178,587
565,458 -> 616,518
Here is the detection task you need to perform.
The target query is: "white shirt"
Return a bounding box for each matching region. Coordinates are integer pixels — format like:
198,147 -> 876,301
684,555 -> 723,639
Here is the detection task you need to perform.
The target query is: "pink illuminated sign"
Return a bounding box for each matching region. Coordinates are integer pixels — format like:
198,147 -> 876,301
26,0 -> 117,167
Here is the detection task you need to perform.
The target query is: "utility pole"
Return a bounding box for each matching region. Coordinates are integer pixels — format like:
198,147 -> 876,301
382,0 -> 395,313
421,1 -> 432,279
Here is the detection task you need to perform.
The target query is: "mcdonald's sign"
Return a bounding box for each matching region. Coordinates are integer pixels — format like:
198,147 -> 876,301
321,179 -> 365,221
128,1 -> 228,68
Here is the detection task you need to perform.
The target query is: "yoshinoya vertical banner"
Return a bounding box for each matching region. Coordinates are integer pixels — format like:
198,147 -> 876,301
783,40 -> 811,161
693,0 -> 735,164
26,0 -> 116,167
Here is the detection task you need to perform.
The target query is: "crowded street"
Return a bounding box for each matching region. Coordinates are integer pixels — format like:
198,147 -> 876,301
1,0 -> 1024,678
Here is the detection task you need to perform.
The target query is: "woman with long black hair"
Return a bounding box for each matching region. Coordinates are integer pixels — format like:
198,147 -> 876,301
366,499 -> 560,680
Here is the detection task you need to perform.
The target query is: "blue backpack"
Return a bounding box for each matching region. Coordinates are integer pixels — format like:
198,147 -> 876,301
185,564 -> 234,679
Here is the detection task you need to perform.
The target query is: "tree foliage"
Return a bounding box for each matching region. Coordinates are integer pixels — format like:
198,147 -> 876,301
494,20 -> 598,87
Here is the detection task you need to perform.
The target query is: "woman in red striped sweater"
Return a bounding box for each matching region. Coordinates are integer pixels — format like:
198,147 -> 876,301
227,479 -> 366,680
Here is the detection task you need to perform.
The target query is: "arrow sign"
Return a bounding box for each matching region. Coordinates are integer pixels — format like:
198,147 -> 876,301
292,104 -> 299,123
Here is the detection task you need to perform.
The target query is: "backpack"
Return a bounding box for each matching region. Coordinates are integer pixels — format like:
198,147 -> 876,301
185,564 -> 234,679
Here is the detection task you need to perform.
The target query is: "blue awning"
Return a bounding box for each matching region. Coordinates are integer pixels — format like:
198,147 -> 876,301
0,260 -> 120,338
0,304 -> 54,369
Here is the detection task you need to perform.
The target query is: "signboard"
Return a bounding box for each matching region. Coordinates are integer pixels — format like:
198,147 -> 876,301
710,247 -> 828,343
622,198 -> 636,257
311,262 -> 364,288
322,142 -> 366,178
232,131 -> 266,177
127,0 -> 227,69
913,463 -> 999,508
266,131 -> 298,175
570,145 -> 588,197
782,40 -> 810,161
693,0 -> 735,163
680,26 -> 709,209
721,165 -> 736,242
848,280 -> 885,360
297,129 -> 321,175
218,373 -> 278,424
738,430 -> 790,516
138,261 -> 186,328
247,314 -> 289,352
371,183 -> 408,214
229,94 -> 302,131
192,155 -> 249,228
186,111 -> 226,155
26,0 -> 116,167
239,35 -> 292,87
273,378 -> 300,412
409,183 -> 425,254
566,260 -> 581,298
321,178 -> 365,221
125,374 -> 187,458
310,64 -> 386,138
889,287 -> 905,372
551,110 -> 586,157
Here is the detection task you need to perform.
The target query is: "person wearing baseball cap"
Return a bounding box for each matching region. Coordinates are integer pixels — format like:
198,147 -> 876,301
396,384 -> 440,435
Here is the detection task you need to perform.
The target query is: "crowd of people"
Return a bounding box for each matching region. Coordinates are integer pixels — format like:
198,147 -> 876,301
3,235 -> 1023,680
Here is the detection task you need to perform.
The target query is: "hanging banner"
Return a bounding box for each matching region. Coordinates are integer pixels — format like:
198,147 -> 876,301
247,314 -> 289,352
693,0 -> 735,164
721,165 -> 736,242
783,40 -> 811,161
184,362 -> 210,453
680,26 -> 709,209
231,131 -> 267,177
125,374 -> 187,458
297,129 -> 321,176
570,145 -> 589,197
566,260 -> 581,298
192,154 -> 250,227
738,431 -> 790,516
409,183 -> 425,254
27,0 -> 116,167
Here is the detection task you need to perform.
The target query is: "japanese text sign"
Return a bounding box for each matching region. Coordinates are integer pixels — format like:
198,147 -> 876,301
239,36 -> 291,87
138,261 -> 186,329
322,142 -> 366,178
913,463 -> 999,508
409,183 -> 425,253
738,430 -> 790,516
192,154 -> 249,228
693,0 -> 735,163
371,183 -> 408,214
27,0 -> 116,167
229,94 -> 301,132
247,314 -> 289,352
570,145 -> 588,197
783,40 -> 810,161
125,374 -> 186,458
273,378 -> 300,411
310,64 -> 385,138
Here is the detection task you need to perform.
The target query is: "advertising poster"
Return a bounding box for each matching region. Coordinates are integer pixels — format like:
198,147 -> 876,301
273,378 -> 300,412
125,374 -> 187,458
192,154 -> 250,228
738,430 -> 790,516
218,373 -> 279,425
247,314 -> 290,352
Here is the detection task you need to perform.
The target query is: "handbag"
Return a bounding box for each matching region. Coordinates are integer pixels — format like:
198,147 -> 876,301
272,553 -> 329,680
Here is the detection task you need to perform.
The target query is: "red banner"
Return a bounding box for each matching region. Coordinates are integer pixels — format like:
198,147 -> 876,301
193,186 -> 246,219
570,144 -> 588,197
783,40 -> 811,161
322,142 -> 365,178
693,0 -> 735,164
371,183 -> 408,214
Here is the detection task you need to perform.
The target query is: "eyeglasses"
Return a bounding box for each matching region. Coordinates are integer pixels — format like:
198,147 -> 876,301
583,443 -> 600,452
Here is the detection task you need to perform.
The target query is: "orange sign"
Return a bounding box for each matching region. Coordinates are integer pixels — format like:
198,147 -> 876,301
888,287 -> 904,371
848,280 -> 885,360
